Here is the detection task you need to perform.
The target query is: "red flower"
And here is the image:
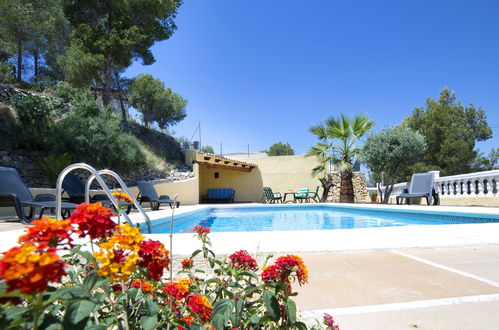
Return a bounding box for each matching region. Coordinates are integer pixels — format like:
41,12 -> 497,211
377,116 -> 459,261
138,240 -> 170,281
181,258 -> 194,270
183,316 -> 194,326
261,264 -> 284,283
229,250 -> 258,271
110,283 -> 122,292
187,294 -> 213,322
0,244 -> 65,294
19,217 -> 74,248
193,225 -> 210,237
324,313 -> 340,329
275,255 -> 308,285
70,202 -> 116,240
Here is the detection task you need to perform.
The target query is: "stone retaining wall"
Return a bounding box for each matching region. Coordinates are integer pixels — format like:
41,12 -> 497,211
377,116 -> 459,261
327,171 -> 369,203
0,148 -> 50,187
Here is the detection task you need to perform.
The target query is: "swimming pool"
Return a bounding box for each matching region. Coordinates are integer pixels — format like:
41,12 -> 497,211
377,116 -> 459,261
145,205 -> 499,234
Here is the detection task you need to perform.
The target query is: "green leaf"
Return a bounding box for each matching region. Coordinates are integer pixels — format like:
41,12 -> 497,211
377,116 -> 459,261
257,314 -> 276,325
191,249 -> 202,258
292,321 -> 309,330
140,315 -> 158,330
63,300 -> 96,329
249,314 -> 260,326
238,271 -> 259,280
212,298 -> 234,329
2,306 -> 26,325
262,290 -> 280,321
82,272 -> 108,292
74,249 -> 98,265
85,326 -> 108,330
48,286 -> 89,302
285,299 -> 297,323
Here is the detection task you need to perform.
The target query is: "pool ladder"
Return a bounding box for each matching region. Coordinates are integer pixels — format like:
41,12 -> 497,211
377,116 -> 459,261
55,163 -> 152,233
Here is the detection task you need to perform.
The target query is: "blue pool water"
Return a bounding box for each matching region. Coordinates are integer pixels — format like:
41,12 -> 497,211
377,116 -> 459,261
146,205 -> 499,234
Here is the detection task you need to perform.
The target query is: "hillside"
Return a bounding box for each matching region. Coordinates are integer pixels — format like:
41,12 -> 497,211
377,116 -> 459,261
0,83 -> 191,187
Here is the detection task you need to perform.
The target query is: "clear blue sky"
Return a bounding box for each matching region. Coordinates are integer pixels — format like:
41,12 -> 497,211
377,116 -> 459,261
125,0 -> 499,156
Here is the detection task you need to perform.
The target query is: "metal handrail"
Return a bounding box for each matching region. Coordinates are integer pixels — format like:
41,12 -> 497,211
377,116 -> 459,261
86,169 -> 152,233
55,163 -> 135,228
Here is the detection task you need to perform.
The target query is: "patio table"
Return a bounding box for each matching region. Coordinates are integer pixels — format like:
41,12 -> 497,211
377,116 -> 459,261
283,192 -> 296,203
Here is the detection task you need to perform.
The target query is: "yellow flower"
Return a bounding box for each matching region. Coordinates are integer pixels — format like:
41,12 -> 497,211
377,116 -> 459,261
93,224 -> 144,281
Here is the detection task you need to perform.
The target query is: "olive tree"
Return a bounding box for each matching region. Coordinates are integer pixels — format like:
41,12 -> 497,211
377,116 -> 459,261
360,127 -> 427,203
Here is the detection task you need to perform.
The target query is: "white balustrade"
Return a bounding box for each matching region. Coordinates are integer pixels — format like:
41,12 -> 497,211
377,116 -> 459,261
371,169 -> 499,201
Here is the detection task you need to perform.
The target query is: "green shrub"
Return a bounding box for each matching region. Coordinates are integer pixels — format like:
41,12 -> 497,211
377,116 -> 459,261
12,95 -> 59,149
0,62 -> 15,83
36,153 -> 72,186
54,113 -> 146,173
51,81 -> 101,117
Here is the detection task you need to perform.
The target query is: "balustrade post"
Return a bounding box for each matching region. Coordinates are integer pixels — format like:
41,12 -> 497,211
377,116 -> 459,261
484,178 -> 492,197
471,180 -> 478,196
477,179 -> 485,197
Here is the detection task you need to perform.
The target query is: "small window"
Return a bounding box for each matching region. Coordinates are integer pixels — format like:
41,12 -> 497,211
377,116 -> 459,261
214,172 -> 219,179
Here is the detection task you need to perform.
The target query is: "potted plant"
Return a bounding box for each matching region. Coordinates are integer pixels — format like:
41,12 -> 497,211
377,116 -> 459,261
370,191 -> 378,203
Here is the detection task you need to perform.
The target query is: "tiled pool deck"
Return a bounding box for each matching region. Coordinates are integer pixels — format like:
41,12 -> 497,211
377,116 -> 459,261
1,203 -> 498,329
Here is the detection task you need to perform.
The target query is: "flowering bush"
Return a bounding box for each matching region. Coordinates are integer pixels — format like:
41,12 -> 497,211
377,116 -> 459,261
0,203 -> 338,329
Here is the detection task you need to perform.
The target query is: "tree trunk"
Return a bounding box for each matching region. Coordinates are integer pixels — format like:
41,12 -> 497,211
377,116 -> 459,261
101,63 -> 112,107
17,41 -> 22,82
319,177 -> 335,202
114,69 -> 127,121
382,183 -> 394,204
339,169 -> 355,203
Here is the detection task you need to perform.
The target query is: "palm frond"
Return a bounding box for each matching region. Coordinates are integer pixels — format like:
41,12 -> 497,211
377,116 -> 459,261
351,113 -> 375,138
331,158 -> 353,172
308,124 -> 328,140
311,164 -> 328,178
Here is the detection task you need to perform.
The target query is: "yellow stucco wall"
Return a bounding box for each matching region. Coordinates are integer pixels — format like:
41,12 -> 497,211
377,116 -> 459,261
199,167 -> 263,202
128,163 -> 200,205
247,155 -> 321,198
197,155 -> 321,202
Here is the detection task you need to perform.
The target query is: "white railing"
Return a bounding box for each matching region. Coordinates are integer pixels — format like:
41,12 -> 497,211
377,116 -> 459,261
368,169 -> 499,199
434,169 -> 498,198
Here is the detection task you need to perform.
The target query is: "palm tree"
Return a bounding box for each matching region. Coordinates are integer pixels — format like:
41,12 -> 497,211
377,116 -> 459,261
306,113 -> 374,203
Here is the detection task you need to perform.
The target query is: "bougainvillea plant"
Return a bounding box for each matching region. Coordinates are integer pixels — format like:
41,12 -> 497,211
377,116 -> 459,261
0,201 -> 338,329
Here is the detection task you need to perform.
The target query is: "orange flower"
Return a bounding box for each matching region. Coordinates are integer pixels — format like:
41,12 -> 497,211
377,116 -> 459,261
261,255 -> 309,290
19,217 -> 74,248
131,279 -> 154,292
0,244 -> 65,294
181,258 -> 194,270
112,191 -> 135,204
163,278 -> 193,301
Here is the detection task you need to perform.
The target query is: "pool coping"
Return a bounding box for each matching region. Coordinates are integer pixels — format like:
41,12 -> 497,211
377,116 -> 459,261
1,203 -> 498,255
130,203 -> 499,256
